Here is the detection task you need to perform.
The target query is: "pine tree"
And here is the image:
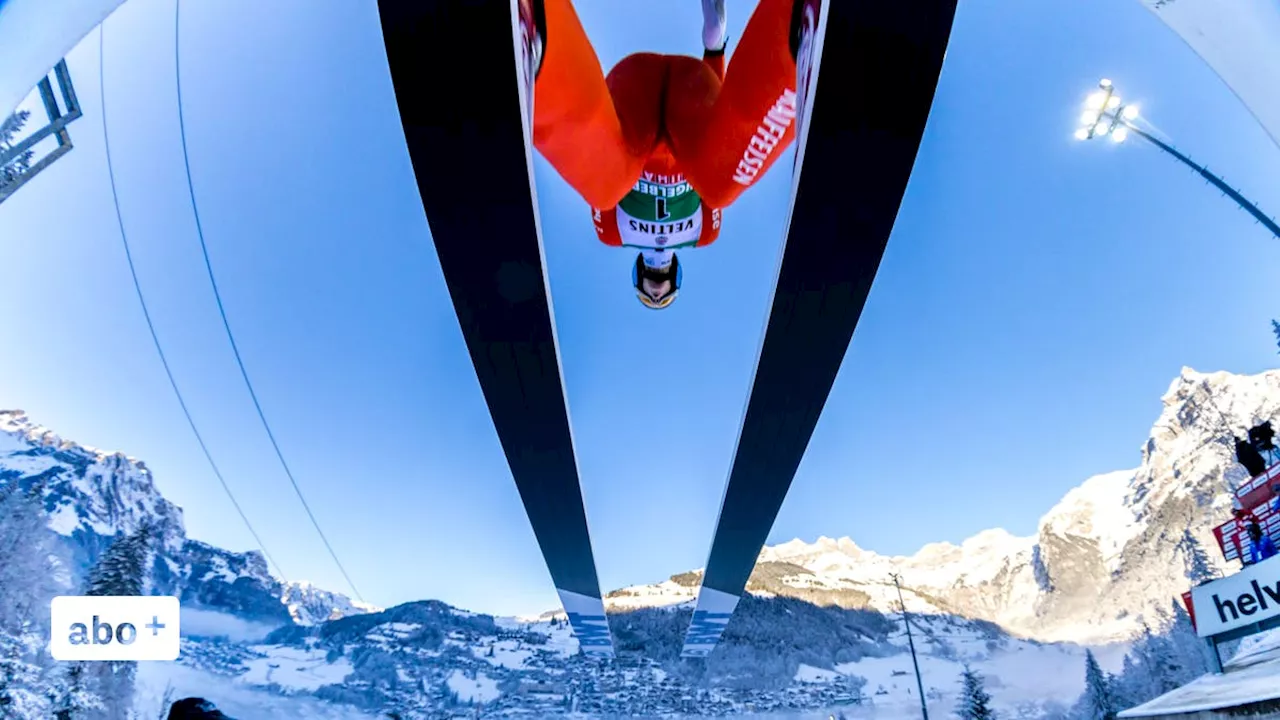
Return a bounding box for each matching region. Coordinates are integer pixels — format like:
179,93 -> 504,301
1178,529 -> 1217,583
51,663 -> 103,719
1107,605 -> 1210,712
956,664 -> 995,720
0,109 -> 33,190
78,523 -> 154,719
1167,599 -> 1208,680
85,522 -> 153,598
0,632 -> 43,714
1078,650 -> 1117,720
1272,320 -> 1280,353
1131,624 -> 1181,697
1111,653 -> 1142,710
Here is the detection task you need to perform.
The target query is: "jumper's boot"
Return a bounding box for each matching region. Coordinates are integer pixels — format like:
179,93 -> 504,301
791,0 -> 823,140
516,0 -> 546,126
702,0 -> 727,53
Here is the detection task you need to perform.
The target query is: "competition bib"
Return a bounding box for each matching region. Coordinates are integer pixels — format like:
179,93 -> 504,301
615,175 -> 703,251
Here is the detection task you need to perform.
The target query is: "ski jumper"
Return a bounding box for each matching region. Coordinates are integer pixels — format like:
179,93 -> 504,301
531,0 -> 800,252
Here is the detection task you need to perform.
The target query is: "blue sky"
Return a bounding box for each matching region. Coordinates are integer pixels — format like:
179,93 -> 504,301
1,0 -> 1278,617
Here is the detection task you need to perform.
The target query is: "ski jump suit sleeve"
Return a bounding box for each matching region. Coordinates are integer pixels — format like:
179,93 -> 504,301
533,0 -> 799,213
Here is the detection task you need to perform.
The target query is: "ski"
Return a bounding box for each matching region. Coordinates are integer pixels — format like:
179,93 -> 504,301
681,0 -> 958,658
377,0 -> 613,657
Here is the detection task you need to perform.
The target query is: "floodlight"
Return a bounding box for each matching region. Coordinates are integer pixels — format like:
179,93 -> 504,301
1071,81 -> 1280,243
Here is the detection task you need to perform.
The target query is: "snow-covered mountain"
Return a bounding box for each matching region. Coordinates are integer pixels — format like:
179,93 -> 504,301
0,409 -> 375,627
3,366 -> 1273,717
283,580 -> 382,626
608,367 -> 1277,644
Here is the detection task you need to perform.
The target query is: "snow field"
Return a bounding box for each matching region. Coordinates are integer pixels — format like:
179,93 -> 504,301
473,638 -> 534,669
445,669 -> 500,703
240,645 -> 354,692
826,618 -> 1129,717
134,662 -> 375,720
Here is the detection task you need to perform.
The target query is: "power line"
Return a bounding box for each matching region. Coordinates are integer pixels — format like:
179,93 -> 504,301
172,0 -> 364,602
99,24 -> 287,582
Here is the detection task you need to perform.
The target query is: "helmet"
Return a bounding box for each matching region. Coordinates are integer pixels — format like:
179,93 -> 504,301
632,252 -> 682,310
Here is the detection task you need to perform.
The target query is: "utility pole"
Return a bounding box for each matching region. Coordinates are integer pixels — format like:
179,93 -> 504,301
891,573 -> 929,720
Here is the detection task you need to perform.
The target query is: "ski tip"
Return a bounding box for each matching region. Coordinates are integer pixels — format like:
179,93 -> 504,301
678,586 -> 741,658
680,644 -> 716,659
557,588 -> 616,658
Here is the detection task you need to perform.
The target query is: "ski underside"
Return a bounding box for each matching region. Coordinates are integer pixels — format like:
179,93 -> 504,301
378,0 -> 957,661
377,0 -> 614,657
680,0 -> 959,657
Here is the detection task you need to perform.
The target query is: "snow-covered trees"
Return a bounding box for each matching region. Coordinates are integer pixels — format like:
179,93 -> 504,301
85,522 -> 154,598
1113,625 -> 1174,704
0,109 -> 33,191
1109,609 -> 1208,711
62,523 -> 155,719
956,665 -> 995,720
50,663 -> 103,720
1165,600 -> 1209,680
1076,650 -> 1117,720
1177,529 -> 1218,583
0,482 -> 65,717
0,481 -> 60,631
1068,606 -> 1210,718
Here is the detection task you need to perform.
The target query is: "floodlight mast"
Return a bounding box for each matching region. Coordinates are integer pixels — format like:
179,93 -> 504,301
1074,79 -> 1280,240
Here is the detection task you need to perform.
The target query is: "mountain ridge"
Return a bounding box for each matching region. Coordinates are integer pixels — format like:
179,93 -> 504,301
4,367 -> 1262,716
6,365 -> 1274,646
602,366 -> 1278,644
0,408 -> 377,627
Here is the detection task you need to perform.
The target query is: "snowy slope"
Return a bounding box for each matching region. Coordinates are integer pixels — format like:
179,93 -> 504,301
133,662 -> 376,720
610,368 -> 1280,645
834,614 -> 1129,719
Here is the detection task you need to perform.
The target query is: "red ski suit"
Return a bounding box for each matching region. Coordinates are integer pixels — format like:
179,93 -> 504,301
532,0 -> 800,249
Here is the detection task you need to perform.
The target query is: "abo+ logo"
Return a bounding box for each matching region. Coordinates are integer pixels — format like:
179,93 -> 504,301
51,596 -> 180,661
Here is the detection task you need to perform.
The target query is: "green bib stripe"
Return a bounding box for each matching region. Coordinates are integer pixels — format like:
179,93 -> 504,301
618,179 -> 702,223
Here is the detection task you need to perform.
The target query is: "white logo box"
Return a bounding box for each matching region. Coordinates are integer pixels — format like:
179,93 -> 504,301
50,596 -> 180,661
1191,556 -> 1280,638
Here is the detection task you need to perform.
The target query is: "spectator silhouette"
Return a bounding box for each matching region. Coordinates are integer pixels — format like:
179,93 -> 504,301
1235,436 -> 1267,477
1249,421 -> 1277,452
168,697 -> 232,719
